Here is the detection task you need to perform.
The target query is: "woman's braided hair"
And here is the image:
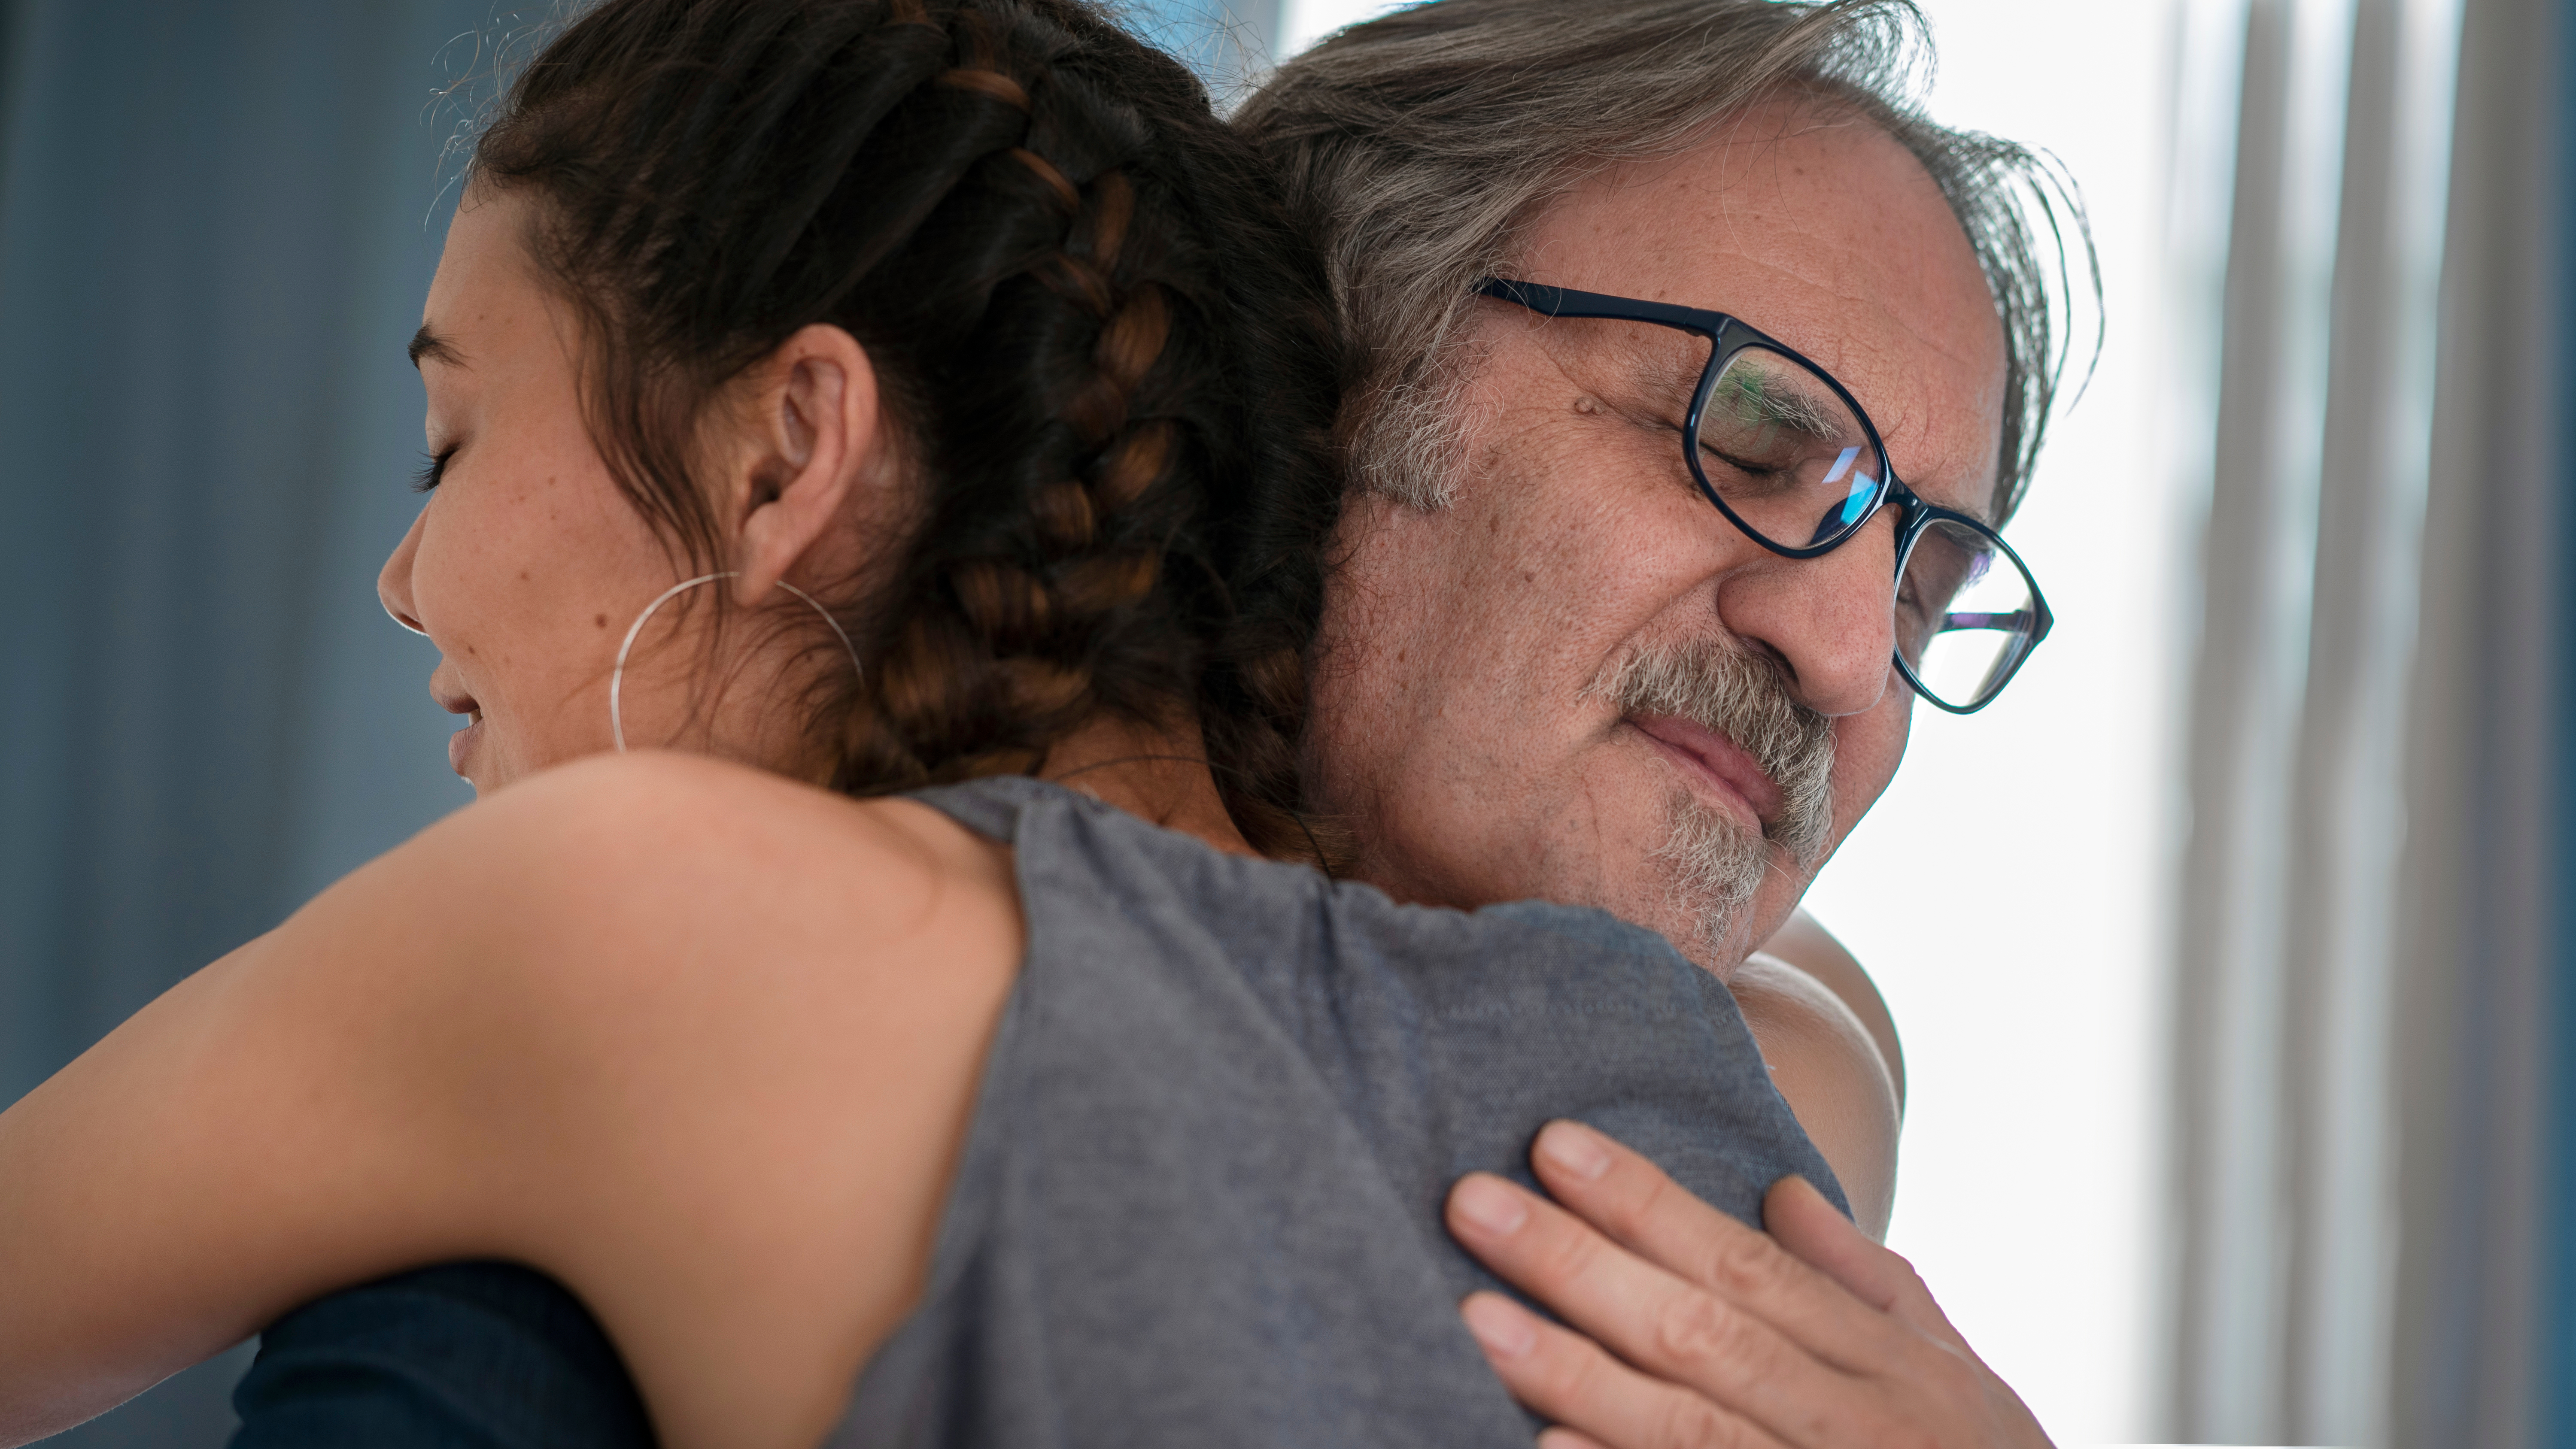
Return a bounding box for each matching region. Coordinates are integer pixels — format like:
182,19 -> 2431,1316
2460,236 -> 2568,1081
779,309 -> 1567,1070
476,0 -> 1346,862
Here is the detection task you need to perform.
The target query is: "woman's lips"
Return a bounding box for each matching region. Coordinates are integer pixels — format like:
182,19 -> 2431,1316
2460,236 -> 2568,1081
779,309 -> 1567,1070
1627,712 -> 1783,831
447,708 -> 483,779
434,680 -> 483,779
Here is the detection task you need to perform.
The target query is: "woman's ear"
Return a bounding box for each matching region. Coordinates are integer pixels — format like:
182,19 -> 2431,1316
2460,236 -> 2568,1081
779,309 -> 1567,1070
729,323 -> 886,605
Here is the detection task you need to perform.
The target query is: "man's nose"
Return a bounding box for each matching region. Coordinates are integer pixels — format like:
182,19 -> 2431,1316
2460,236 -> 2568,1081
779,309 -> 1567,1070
377,505 -> 431,637
1713,521 -> 1898,717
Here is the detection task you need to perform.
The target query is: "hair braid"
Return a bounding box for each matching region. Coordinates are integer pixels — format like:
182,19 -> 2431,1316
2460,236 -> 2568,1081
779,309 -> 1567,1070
482,0 -> 1347,867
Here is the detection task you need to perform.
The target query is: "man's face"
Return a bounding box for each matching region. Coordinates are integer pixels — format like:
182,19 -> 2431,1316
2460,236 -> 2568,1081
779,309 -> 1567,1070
1307,102 -> 2008,974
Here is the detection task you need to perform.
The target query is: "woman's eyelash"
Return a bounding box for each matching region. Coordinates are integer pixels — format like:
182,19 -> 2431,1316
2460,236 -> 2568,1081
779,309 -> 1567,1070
411,448 -> 454,494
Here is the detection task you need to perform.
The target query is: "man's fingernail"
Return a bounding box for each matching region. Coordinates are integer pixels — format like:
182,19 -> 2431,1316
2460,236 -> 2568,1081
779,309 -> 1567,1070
1537,1120 -> 1612,1181
1452,1174 -> 1530,1236
1462,1294 -> 1537,1358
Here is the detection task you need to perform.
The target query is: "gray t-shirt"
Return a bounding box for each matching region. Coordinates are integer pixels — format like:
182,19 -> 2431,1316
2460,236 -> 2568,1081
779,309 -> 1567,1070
831,776 -> 1843,1447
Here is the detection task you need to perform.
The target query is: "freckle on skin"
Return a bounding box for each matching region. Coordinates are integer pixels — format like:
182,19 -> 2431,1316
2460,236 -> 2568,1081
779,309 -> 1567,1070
595,613 -> 609,629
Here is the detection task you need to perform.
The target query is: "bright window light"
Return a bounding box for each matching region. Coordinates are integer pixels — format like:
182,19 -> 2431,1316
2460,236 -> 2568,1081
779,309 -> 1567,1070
1795,3 -> 2177,1441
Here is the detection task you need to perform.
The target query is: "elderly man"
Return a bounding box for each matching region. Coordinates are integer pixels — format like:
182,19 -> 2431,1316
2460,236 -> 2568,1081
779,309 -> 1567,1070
1237,0 -> 2073,1439
195,1 -> 2073,1446
1250,0 -> 2060,1016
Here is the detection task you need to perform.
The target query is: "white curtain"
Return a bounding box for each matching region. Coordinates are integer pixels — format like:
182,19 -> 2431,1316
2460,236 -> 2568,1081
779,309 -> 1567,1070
2163,0 -> 2561,1441
2384,0 -> 2563,1440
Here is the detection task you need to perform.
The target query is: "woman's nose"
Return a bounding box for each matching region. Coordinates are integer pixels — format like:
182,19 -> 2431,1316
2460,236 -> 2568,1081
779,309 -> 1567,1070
377,505 -> 430,636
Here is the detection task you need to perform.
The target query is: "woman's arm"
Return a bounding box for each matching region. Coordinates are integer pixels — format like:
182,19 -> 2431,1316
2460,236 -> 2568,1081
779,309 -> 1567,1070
0,751 -> 1020,1449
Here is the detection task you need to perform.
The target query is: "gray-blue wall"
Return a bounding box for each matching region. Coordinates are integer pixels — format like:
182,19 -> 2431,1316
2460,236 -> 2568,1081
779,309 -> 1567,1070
0,2 -> 523,1441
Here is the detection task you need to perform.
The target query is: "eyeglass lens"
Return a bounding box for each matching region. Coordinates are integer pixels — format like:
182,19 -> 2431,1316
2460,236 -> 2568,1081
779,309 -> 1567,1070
1695,346 -> 1886,551
1896,515 -> 2042,710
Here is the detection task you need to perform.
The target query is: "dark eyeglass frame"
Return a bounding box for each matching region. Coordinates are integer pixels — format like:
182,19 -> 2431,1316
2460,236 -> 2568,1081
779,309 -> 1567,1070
1473,276 -> 2055,714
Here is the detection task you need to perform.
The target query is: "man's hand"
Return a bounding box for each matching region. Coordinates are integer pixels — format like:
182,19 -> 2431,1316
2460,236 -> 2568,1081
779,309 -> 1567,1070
1444,1121 -> 2052,1449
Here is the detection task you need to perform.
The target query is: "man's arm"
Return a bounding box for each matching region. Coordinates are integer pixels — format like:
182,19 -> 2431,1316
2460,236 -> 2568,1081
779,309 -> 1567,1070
1448,1124 -> 2053,1449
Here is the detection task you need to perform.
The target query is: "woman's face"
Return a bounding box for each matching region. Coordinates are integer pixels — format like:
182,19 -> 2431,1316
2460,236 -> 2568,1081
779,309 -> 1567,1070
379,188 -> 838,796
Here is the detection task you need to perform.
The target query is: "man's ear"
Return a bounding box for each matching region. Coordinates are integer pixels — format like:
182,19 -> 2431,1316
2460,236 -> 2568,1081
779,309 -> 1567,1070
729,323 -> 884,605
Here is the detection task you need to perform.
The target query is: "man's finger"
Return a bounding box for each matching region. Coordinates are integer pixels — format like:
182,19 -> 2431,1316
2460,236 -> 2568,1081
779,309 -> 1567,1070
1460,1291 -> 1795,1449
1761,1177 -> 1963,1350
1447,1172 -> 1862,1437
1520,1122 -> 1906,1371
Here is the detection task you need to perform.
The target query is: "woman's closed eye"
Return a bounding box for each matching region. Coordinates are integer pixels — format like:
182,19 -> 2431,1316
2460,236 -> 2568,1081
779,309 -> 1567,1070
412,447 -> 456,494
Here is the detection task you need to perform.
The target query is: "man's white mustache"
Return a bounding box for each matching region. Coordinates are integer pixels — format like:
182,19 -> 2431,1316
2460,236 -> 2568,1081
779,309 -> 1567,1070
1589,638 -> 1836,867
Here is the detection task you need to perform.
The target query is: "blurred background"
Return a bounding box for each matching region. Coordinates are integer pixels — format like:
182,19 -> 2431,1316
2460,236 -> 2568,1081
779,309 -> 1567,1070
0,0 -> 2561,1444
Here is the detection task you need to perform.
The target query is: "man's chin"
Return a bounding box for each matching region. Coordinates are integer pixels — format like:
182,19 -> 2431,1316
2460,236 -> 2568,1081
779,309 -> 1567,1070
1636,788 -> 1770,965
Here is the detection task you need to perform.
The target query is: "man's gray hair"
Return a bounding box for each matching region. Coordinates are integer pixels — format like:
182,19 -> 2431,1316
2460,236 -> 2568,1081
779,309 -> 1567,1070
1234,0 -> 2094,517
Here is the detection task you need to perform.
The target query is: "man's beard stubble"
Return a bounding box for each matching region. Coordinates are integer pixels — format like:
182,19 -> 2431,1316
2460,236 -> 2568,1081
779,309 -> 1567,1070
1588,638 -> 1837,960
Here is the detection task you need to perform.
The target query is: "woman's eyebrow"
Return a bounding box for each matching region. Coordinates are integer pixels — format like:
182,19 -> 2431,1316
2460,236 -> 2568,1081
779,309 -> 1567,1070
408,324 -> 463,370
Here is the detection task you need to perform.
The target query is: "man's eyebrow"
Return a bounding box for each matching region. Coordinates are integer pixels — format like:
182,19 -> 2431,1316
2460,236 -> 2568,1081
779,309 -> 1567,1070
408,324 -> 463,370
1709,364 -> 1844,438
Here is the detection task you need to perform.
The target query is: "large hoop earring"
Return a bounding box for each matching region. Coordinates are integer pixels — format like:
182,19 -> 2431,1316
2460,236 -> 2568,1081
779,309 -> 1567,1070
609,572 -> 864,752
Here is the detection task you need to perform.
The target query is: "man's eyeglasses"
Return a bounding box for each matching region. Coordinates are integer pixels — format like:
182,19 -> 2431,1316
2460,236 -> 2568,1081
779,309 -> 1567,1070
1474,277 -> 2053,714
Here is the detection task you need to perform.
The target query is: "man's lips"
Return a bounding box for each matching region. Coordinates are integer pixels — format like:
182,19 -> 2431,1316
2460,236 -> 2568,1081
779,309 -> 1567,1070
1627,712 -> 1783,829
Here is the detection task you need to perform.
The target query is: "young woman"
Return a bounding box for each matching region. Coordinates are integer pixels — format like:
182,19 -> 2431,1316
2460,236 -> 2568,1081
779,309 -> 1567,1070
0,3 -> 1895,1447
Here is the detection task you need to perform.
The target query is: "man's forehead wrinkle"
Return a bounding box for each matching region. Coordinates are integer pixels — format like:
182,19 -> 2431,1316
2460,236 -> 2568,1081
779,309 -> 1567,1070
1693,97 -> 1847,191
1882,300 -> 2005,376
1870,388 -> 1999,524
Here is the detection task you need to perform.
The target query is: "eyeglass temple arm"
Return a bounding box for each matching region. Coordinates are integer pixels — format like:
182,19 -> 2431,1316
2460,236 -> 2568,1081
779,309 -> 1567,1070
1474,277 -> 1732,336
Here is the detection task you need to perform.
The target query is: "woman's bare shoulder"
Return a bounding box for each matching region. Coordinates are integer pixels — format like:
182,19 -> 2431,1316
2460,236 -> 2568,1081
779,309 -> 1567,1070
228,749 -> 1031,1119
363,752 -> 1028,1443
342,741 -> 1026,1098
1730,950 -> 1900,1242
1756,909 -> 1903,1109
416,748 -> 1015,955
